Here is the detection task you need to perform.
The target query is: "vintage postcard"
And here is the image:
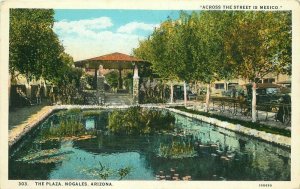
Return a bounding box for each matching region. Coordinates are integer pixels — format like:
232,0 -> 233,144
0,0 -> 300,189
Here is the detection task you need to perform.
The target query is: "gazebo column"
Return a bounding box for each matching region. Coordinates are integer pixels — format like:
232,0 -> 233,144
97,64 -> 105,105
79,67 -> 86,91
118,69 -> 123,89
132,64 -> 139,104
94,68 -> 98,89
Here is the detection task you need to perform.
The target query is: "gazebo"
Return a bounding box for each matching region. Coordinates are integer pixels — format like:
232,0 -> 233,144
74,52 -> 148,104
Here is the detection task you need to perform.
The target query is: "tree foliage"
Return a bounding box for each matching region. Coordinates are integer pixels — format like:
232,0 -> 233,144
105,70 -> 119,89
9,9 -> 64,82
224,11 -> 292,81
222,11 -> 291,122
133,11 -> 291,121
133,11 -> 234,109
134,18 -> 182,81
9,9 -> 85,104
52,52 -> 83,104
134,11 -> 235,84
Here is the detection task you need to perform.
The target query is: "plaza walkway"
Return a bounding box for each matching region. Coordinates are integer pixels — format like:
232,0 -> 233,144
9,102 -> 49,130
179,100 -> 291,130
9,105 -> 54,147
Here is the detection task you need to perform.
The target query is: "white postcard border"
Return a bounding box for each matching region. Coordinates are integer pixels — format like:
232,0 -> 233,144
1,0 -> 299,189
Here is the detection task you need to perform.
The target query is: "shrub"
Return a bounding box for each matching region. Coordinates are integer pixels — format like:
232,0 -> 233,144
108,106 -> 175,135
66,108 -> 81,114
82,110 -> 101,117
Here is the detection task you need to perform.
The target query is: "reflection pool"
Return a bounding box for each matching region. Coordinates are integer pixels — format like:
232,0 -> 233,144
9,109 -> 290,180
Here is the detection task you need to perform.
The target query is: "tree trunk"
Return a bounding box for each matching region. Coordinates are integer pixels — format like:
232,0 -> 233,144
205,83 -> 211,112
43,80 -> 47,97
170,82 -> 174,103
184,81 -> 187,107
162,84 -> 164,99
25,80 -> 31,98
252,82 -> 257,122
9,74 -> 11,107
94,68 -> 97,89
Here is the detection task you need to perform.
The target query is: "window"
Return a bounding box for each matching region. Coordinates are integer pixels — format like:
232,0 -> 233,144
215,83 -> 224,89
257,89 -> 266,95
263,78 -> 275,83
266,88 -> 279,95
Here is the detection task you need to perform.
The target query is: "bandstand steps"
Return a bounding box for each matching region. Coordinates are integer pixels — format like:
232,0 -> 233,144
104,93 -> 133,105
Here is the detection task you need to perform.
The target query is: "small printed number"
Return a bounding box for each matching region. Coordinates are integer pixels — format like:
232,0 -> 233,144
259,184 -> 272,187
18,182 -> 28,186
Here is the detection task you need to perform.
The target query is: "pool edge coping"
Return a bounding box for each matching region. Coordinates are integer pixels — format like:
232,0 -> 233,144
8,105 -> 133,148
166,107 -> 291,148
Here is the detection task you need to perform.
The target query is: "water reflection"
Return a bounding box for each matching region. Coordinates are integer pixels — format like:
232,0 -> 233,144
85,119 -> 95,130
9,110 -> 290,180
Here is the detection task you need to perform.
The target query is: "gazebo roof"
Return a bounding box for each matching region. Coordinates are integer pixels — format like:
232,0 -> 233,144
74,52 -> 148,69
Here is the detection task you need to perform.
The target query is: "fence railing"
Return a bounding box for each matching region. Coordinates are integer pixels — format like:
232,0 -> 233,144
191,96 -> 291,126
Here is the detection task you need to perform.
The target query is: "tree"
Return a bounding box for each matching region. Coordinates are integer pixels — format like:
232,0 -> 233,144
151,11 -> 233,109
9,9 -> 64,82
52,52 -> 83,104
169,12 -> 196,107
134,11 -> 291,121
223,11 -> 292,122
187,11 -> 236,112
134,18 -> 182,103
9,9 -> 86,105
105,70 -> 119,90
135,11 -> 234,108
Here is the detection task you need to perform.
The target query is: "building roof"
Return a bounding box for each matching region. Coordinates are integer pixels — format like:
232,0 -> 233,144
276,80 -> 291,84
74,52 -> 148,69
243,83 -> 282,89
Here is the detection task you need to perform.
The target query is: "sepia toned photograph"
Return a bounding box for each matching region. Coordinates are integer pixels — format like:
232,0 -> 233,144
1,1 -> 299,188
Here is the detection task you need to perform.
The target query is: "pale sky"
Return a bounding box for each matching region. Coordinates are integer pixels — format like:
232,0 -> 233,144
53,9 -> 183,61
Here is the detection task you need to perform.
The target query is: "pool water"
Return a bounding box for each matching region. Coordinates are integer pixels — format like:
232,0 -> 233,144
9,110 -> 290,180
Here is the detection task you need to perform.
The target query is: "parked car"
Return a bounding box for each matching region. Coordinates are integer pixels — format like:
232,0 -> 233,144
245,83 -> 289,104
222,86 -> 245,98
173,85 -> 197,100
188,91 -> 197,100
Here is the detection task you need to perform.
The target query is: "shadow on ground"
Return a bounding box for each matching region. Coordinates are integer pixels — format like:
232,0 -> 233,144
9,102 -> 49,130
